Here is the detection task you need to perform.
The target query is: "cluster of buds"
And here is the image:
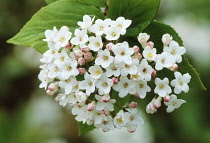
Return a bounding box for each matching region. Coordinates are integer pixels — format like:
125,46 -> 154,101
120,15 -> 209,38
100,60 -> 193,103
38,15 -> 191,132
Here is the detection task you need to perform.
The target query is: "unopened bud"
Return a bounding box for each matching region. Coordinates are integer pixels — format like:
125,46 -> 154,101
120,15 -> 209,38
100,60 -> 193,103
151,70 -> 156,77
106,42 -> 114,50
133,46 -> 140,53
134,93 -> 140,98
133,53 -> 142,60
81,46 -> 90,53
78,57 -> 85,66
112,77 -> 118,84
65,43 -> 72,50
168,64 -> 178,71
164,95 -> 171,102
162,34 -> 173,46
137,33 -> 150,48
102,94 -> 110,102
84,52 -> 93,61
46,83 -> 59,96
78,68 -> 86,74
146,99 -> 157,114
127,124 -> 137,133
87,101 -> 96,111
73,48 -> 83,59
153,96 -> 162,109
129,102 -> 138,108
103,110 -> 110,116
147,41 -> 154,48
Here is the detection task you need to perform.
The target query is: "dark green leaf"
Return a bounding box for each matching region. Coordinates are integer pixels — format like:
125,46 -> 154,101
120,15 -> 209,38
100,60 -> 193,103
108,0 -> 161,37
78,122 -> 95,136
45,0 -> 60,4
143,20 -> 206,90
7,0 -> 104,53
79,0 -> 107,7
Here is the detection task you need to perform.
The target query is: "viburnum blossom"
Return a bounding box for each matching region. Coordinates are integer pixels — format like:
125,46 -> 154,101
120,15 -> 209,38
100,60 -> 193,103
38,15 -> 192,133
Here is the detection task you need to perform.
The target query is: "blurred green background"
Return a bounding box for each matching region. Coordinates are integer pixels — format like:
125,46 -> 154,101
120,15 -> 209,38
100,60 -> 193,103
0,0 -> 209,143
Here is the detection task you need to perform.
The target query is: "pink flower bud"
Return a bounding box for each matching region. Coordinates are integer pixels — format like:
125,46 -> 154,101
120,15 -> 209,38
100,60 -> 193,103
102,94 -> 110,102
134,93 -> 140,98
73,48 -> 83,59
147,41 -> 154,48
127,124 -> 137,133
133,53 -> 142,60
103,110 -> 110,116
65,43 -> 72,50
164,95 -> 171,102
81,46 -> 90,53
153,96 -> 162,109
87,101 -> 95,111
112,77 -> 118,84
168,64 -> 178,71
133,45 -> 140,53
146,99 -> 157,114
78,57 -> 85,66
46,82 -> 59,96
78,68 -> 86,74
106,42 -> 114,50
162,34 -> 173,46
84,52 -> 93,61
129,102 -> 138,108
151,70 -> 156,77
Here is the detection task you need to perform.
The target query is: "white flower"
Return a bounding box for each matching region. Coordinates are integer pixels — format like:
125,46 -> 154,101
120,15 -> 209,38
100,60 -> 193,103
146,98 -> 157,114
53,49 -> 69,65
88,36 -> 103,51
94,115 -> 114,132
43,26 -> 58,42
59,76 -> 78,94
55,93 -> 77,107
163,40 -> 186,63
40,49 -> 59,63
72,102 -> 87,115
79,73 -> 96,95
155,52 -> 175,71
77,15 -> 93,29
135,80 -> 151,99
95,74 -> 113,95
110,17 -> 132,35
171,72 -> 191,94
91,110 -> 107,124
162,34 -> 173,46
70,29 -> 88,47
137,33 -> 150,48
138,59 -> 153,81
104,26 -> 121,40
164,94 -> 186,113
113,76 -> 135,98
90,19 -> 111,35
113,110 -> 126,129
154,78 -> 172,97
38,70 -> 53,89
76,91 -> 88,102
142,46 -> 157,61
48,63 -> 61,78
59,57 -> 79,79
95,49 -> 114,68
112,42 -> 134,65
54,26 -> 72,49
120,59 -> 138,76
95,95 -> 116,111
105,63 -> 121,77
89,65 -> 103,79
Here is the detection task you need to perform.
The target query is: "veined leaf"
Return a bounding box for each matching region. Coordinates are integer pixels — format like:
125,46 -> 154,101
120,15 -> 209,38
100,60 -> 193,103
7,0 -> 104,53
108,0 -> 161,37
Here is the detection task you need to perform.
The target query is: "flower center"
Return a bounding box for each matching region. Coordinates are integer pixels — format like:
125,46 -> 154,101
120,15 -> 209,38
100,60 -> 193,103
59,37 -> 65,43
102,82 -> 108,87
79,37 -> 83,41
111,32 -> 116,37
102,55 -> 109,61
94,70 -> 101,75
95,42 -> 100,47
123,83 -> 128,88
117,117 -> 122,124
147,53 -> 153,58
143,68 -> 147,73
139,83 -> 144,88
66,66 -> 72,71
99,26 -> 104,31
159,84 -> 164,89
171,50 -> 176,55
117,24 -> 122,28
88,82 -> 93,86
120,51 -> 125,56
179,81 -> 184,85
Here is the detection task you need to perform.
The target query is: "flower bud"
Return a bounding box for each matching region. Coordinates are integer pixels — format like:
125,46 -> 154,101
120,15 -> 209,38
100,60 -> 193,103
73,48 -> 83,59
106,42 -> 114,50
153,96 -> 162,109
146,99 -> 157,114
129,102 -> 138,108
78,68 -> 86,74
81,46 -> 90,53
137,33 -> 150,48
102,94 -> 110,102
65,43 -> 72,50
147,41 -> 154,48
134,93 -> 140,98
87,101 -> 96,111
127,124 -> 137,133
151,70 -> 156,77
112,77 -> 118,84
164,95 -> 171,102
84,52 -> 93,61
48,82 -> 59,91
133,53 -> 142,60
133,45 -> 140,53
162,34 -> 173,46
78,57 -> 85,66
168,64 -> 178,72
103,110 -> 110,116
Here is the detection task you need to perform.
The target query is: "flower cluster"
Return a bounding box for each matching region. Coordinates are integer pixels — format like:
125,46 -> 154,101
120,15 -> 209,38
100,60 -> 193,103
38,15 -> 191,132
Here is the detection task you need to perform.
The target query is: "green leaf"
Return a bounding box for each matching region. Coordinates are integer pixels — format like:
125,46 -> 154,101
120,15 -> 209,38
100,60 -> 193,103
108,0 -> 161,37
143,20 -> 206,90
78,122 -> 95,136
79,0 -> 107,7
45,0 -> 60,4
7,0 -> 104,54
